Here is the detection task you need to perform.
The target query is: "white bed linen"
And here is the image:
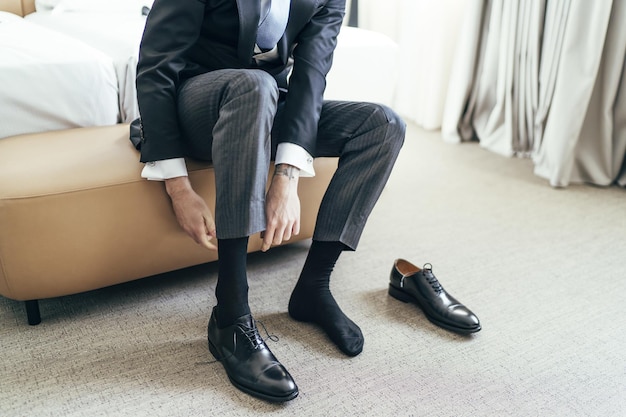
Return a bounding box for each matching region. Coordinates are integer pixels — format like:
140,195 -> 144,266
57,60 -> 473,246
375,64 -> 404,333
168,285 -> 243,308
25,11 -> 147,123
23,11 -> 399,125
36,0 -> 153,14
0,12 -> 119,139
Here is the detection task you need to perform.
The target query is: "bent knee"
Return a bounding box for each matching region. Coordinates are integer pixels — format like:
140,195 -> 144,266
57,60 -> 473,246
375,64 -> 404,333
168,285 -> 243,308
376,104 -> 405,129
230,70 -> 279,103
371,103 -> 406,148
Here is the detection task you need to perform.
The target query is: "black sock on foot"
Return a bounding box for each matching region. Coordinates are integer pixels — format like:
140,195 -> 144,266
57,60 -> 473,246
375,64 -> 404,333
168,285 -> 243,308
215,237 -> 250,328
288,240 -> 364,356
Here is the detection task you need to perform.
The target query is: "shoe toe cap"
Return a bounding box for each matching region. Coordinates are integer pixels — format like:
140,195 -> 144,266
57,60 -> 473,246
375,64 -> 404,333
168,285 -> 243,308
450,305 -> 481,330
258,364 -> 298,397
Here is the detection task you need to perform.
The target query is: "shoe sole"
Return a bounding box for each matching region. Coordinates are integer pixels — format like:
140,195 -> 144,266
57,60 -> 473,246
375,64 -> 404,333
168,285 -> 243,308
208,339 -> 299,403
388,284 -> 481,335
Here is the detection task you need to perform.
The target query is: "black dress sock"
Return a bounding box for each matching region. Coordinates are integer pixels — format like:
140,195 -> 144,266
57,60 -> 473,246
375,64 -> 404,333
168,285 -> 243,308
215,237 -> 251,328
288,240 -> 364,356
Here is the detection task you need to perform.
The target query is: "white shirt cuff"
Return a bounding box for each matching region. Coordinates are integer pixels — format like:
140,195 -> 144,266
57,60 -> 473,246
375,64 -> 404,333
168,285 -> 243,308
141,158 -> 188,181
275,143 -> 315,177
141,145 -> 314,181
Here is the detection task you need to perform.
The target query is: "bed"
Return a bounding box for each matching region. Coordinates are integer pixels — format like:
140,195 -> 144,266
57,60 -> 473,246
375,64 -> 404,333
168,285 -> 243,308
24,9 -> 148,123
0,10 -> 119,139
23,1 -> 399,124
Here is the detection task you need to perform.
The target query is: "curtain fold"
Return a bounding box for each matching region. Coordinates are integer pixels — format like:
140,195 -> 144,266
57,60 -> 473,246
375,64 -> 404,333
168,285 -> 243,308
536,0 -> 626,186
358,0 -> 625,187
441,0 -> 486,144
444,0 -> 544,158
442,0 -> 626,187
533,0 -> 614,186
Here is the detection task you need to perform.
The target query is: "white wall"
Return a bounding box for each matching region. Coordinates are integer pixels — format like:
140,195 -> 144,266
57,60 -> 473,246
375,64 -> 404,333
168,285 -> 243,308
357,0 -> 469,129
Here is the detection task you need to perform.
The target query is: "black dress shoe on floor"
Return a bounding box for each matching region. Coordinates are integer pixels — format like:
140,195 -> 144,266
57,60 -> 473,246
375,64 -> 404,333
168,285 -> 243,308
389,259 -> 481,334
207,308 -> 299,402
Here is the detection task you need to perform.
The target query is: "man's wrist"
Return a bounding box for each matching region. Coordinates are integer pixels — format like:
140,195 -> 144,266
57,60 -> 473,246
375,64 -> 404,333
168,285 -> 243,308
274,164 -> 300,180
165,176 -> 193,198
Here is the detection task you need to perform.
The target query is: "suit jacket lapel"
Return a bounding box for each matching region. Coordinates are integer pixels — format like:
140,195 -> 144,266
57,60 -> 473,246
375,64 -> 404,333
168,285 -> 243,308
235,0 -> 260,64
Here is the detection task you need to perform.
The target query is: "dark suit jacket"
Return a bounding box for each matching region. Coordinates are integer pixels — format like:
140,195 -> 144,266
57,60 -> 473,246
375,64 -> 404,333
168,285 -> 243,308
136,0 -> 346,163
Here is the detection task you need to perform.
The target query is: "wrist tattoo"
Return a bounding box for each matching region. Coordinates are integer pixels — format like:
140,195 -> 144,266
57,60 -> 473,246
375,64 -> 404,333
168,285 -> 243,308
274,165 -> 298,180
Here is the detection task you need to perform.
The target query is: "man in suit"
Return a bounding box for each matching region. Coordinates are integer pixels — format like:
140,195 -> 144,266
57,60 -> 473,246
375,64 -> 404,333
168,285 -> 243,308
135,0 -> 405,402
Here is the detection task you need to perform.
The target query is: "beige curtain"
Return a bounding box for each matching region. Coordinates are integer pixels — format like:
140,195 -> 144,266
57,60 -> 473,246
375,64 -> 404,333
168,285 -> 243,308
442,0 -> 626,187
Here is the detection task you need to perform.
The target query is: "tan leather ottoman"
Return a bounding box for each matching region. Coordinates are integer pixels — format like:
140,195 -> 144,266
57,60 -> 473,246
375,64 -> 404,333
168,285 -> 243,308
0,124 -> 336,324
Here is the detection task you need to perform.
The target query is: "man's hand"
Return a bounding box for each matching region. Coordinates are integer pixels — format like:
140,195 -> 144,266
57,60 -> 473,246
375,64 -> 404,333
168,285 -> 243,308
165,176 -> 217,251
262,164 -> 301,252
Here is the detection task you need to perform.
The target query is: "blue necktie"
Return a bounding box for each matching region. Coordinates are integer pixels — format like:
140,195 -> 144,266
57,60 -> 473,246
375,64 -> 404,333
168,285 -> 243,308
256,0 -> 290,51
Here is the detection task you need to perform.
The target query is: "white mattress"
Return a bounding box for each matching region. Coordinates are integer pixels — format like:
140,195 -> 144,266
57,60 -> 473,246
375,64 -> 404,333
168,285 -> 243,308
25,11 -> 148,123
0,12 -> 119,139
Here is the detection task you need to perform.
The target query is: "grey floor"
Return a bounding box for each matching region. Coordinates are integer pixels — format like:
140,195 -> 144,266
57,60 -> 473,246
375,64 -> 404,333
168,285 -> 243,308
1,123 -> 625,416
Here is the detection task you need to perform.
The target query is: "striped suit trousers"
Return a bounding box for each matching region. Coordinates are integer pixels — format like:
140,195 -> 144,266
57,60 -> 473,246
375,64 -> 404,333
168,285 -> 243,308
177,68 -> 405,250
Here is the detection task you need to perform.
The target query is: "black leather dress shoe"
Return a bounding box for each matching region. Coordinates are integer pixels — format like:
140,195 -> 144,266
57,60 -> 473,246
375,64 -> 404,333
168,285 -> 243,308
207,308 -> 298,402
389,259 -> 481,334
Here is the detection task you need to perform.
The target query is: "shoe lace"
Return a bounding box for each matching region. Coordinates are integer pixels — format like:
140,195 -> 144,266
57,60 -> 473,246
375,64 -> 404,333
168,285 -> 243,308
257,320 -> 280,343
422,263 -> 443,294
239,320 -> 279,350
